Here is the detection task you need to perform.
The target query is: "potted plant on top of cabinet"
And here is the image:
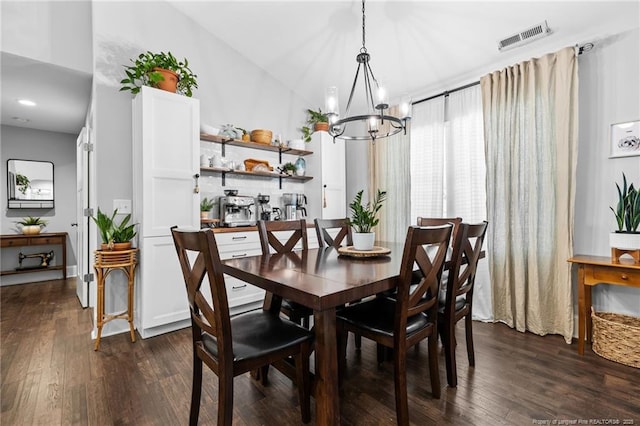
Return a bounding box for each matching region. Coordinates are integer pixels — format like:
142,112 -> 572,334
92,208 -> 137,251
348,189 -> 387,250
306,108 -> 329,132
609,173 -> 640,260
120,51 -> 198,97
15,216 -> 47,235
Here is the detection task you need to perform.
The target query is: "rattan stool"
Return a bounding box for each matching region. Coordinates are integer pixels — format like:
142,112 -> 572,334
93,248 -> 138,350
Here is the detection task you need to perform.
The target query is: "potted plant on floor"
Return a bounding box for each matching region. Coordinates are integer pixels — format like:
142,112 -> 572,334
609,173 -> 640,256
15,216 -> 47,235
348,189 -> 387,250
120,51 -> 198,97
200,197 -> 215,220
92,208 -> 137,250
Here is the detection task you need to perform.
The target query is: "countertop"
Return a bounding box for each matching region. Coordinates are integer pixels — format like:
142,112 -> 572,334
209,222 -> 315,233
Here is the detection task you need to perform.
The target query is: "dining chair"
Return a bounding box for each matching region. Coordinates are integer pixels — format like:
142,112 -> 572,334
314,218 -> 353,248
336,224 -> 452,426
171,227 -> 314,426
438,221 -> 488,388
257,219 -> 313,328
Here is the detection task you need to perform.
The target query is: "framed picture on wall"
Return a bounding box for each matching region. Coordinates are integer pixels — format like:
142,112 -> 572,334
610,120 -> 640,158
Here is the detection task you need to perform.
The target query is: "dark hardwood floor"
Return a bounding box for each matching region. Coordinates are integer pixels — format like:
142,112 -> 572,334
1,278 -> 639,425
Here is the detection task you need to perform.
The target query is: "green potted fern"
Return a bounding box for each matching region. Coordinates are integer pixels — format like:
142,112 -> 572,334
348,189 -> 387,250
200,197 -> 215,220
120,51 -> 198,97
15,216 -> 47,235
609,173 -> 640,253
306,108 -> 329,132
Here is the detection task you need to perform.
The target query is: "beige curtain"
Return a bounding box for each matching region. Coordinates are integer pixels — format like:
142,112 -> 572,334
368,106 -> 411,243
480,46 -> 578,343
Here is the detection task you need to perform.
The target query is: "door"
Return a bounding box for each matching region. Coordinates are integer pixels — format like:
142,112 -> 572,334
321,134 -> 346,219
75,127 -> 90,307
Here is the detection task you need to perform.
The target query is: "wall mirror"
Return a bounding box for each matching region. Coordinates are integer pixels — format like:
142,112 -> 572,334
7,159 -> 55,209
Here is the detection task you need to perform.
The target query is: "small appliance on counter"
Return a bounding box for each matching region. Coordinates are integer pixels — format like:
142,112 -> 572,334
257,194 -> 272,221
296,193 -> 307,219
219,195 -> 257,227
282,193 -> 297,220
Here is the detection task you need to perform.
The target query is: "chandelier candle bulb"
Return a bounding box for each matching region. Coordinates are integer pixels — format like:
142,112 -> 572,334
325,86 -> 340,116
376,85 -> 389,110
400,95 -> 413,120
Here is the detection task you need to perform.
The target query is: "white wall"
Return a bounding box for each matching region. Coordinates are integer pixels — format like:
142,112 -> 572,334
0,125 -> 77,285
0,0 -> 92,74
575,28 -> 640,315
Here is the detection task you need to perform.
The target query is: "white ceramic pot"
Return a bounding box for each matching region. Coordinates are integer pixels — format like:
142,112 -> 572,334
288,139 -> 305,150
610,232 -> 640,250
352,232 -> 375,251
22,225 -> 42,235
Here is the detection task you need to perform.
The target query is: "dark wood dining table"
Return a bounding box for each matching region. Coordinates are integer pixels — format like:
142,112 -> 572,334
222,242 -> 404,426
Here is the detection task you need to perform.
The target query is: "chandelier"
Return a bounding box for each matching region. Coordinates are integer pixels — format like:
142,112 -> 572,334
325,0 -> 412,142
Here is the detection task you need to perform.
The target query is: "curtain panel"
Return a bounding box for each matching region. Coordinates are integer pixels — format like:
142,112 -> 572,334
480,46 -> 578,343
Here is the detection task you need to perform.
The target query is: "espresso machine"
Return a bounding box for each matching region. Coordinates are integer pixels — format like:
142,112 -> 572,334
218,195 -> 257,227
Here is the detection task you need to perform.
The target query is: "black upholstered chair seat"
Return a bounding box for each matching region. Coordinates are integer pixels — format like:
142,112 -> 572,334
281,299 -> 313,316
336,297 -> 431,338
202,310 -> 314,362
438,296 -> 466,314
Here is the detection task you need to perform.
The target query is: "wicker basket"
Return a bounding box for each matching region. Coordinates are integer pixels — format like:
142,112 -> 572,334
250,129 -> 273,145
591,308 -> 640,368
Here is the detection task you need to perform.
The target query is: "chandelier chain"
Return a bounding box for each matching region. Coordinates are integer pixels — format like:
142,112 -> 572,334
361,0 -> 366,53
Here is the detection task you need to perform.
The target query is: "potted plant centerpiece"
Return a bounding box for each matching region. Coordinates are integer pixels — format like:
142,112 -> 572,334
306,108 -> 329,132
348,189 -> 387,250
92,208 -> 137,251
200,197 -> 215,220
16,216 -> 47,235
120,51 -> 198,97
609,173 -> 640,256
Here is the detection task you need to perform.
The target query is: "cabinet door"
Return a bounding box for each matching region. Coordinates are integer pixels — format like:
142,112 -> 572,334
321,134 -> 346,219
135,87 -> 200,237
138,236 -> 190,331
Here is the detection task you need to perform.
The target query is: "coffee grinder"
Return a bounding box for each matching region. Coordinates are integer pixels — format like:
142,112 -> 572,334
257,194 -> 272,221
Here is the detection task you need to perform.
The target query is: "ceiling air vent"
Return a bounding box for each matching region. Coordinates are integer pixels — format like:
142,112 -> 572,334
498,21 -> 552,52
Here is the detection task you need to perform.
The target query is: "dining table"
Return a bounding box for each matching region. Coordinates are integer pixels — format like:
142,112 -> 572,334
221,242 -> 404,426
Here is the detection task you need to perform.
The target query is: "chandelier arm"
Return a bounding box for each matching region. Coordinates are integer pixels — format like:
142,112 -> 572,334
344,62 -> 363,116
363,63 -> 377,113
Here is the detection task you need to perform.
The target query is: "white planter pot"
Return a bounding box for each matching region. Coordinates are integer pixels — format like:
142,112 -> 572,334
610,232 -> 640,250
288,139 -> 306,150
352,232 -> 375,251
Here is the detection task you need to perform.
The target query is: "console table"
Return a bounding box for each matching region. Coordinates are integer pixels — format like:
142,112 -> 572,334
0,232 -> 67,279
568,255 -> 640,355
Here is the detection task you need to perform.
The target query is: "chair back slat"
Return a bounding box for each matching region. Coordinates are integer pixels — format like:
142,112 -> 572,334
171,226 -> 233,361
314,218 -> 353,248
397,225 -> 452,329
258,220 -> 308,255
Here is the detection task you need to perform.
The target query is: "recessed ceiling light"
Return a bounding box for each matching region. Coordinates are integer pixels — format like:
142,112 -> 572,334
11,117 -> 30,123
18,99 -> 36,107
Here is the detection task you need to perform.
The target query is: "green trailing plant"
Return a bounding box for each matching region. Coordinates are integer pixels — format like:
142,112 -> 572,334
120,51 -> 198,97
200,197 -> 215,212
279,162 -> 297,174
91,208 -> 137,245
16,173 -> 30,195
301,126 -> 313,143
306,108 -> 329,125
16,216 -> 47,227
348,189 -> 387,233
610,173 -> 640,232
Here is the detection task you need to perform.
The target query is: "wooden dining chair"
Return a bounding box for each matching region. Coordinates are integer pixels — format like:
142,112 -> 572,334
438,221 -> 488,388
171,227 -> 314,426
257,219 -> 313,328
314,218 -> 353,248
337,224 -> 453,426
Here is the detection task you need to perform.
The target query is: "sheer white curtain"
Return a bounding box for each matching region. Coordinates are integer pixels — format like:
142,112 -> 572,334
410,86 -> 491,320
368,106 -> 411,243
480,46 -> 578,343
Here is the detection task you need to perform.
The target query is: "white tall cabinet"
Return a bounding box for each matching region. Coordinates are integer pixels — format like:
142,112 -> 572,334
305,132 -> 347,220
132,86 -> 200,338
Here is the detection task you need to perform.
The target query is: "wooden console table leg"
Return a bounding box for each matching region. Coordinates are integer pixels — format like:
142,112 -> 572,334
94,268 -> 104,351
577,265 -> 586,355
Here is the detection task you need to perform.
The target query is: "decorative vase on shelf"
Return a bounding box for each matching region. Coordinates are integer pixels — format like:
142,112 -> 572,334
295,156 -> 306,176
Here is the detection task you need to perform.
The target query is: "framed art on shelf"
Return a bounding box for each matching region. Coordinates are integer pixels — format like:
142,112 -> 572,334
610,120 -> 640,158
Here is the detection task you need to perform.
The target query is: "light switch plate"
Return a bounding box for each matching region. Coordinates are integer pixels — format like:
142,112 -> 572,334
113,199 -> 132,214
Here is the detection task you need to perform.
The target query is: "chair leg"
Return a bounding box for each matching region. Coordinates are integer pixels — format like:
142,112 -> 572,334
218,370 -> 234,426
189,356 -> 203,426
259,365 -> 270,386
393,348 -> 409,426
354,333 -> 362,350
337,323 -> 348,386
295,342 -> 311,423
442,320 -> 458,388
428,333 -> 441,398
465,314 -> 475,366
302,315 -> 310,329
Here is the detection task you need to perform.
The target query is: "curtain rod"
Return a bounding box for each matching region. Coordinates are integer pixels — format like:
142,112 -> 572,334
412,41 -> 595,106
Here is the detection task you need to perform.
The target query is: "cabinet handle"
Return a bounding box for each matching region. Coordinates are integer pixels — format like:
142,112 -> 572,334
232,284 -> 247,290
232,236 -> 247,241
194,173 -> 200,193
232,253 -> 247,258
621,274 -> 628,280
323,184 -> 327,208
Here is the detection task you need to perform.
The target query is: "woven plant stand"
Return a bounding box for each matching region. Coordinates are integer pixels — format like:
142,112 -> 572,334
591,307 -> 640,368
